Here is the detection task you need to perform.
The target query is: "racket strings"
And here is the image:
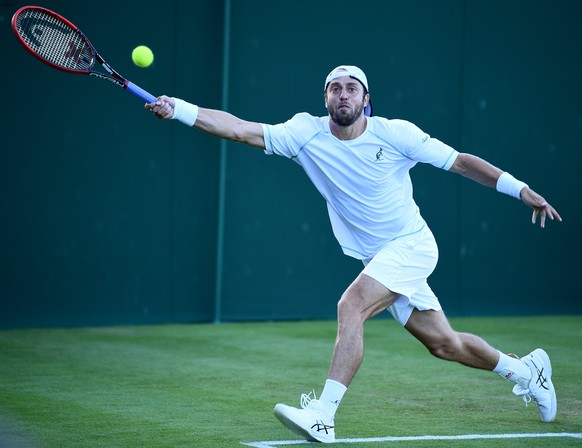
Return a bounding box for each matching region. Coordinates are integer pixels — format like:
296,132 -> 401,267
15,10 -> 94,71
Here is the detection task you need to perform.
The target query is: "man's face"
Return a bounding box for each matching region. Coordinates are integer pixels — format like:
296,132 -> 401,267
325,76 -> 368,127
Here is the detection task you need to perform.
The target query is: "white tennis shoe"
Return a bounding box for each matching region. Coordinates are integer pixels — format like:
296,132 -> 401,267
274,391 -> 335,443
512,348 -> 557,422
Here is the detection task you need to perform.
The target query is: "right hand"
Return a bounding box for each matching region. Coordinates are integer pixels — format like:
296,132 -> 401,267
145,95 -> 175,119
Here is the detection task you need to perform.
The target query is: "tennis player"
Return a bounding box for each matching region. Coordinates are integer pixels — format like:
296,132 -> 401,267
146,65 -> 561,443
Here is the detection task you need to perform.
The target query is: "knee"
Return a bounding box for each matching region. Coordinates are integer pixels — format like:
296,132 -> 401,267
425,335 -> 463,361
336,293 -> 367,324
337,295 -> 358,319
336,276 -> 395,323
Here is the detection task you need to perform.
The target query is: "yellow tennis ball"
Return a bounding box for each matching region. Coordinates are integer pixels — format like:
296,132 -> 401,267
132,45 -> 154,68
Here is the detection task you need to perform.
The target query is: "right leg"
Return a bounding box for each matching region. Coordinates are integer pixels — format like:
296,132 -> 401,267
327,272 -> 399,386
274,272 -> 399,443
274,226 -> 442,441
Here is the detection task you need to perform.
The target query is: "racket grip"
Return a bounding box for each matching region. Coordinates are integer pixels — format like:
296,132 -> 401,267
125,81 -> 157,103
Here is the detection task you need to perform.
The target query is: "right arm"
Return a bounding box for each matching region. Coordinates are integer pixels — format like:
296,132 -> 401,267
145,95 -> 266,150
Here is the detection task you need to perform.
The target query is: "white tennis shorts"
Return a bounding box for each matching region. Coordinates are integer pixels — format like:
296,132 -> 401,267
362,225 -> 441,326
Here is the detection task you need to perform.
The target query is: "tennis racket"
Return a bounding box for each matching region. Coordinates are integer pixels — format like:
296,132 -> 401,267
11,5 -> 156,103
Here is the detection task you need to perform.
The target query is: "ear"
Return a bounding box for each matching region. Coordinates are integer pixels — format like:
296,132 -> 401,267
324,93 -> 328,108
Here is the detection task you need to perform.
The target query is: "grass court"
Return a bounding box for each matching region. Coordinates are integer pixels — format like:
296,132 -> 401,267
1,315 -> 581,447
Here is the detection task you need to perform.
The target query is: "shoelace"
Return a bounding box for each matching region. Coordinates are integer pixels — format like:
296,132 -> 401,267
300,389 -> 317,409
507,353 -> 532,407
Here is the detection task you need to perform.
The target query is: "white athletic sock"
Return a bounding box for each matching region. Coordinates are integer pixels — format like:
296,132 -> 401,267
319,379 -> 347,418
493,351 -> 531,388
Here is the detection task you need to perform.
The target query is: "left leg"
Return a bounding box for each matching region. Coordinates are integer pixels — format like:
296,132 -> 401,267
404,308 -> 557,422
404,308 -> 499,370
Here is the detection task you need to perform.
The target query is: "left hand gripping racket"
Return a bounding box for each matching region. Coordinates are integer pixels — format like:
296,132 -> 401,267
12,6 -> 157,103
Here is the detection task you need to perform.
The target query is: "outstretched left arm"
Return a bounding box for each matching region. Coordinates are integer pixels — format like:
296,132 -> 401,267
449,153 -> 562,228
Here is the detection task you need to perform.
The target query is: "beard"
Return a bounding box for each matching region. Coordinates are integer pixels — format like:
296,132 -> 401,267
329,100 -> 365,127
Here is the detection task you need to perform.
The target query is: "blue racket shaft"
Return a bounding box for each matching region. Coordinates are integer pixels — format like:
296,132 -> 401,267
126,81 -> 156,103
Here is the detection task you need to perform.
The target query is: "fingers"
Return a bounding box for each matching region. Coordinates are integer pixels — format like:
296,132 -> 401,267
522,188 -> 561,228
531,206 -> 547,228
144,97 -> 174,119
531,198 -> 545,227
530,198 -> 562,228
531,207 -> 543,227
144,94 -> 167,108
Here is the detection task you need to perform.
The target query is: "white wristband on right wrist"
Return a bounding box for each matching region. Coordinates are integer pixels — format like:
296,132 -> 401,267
496,172 -> 528,199
171,97 -> 199,127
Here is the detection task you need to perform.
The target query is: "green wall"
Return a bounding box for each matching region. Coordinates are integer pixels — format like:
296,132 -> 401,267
1,0 -> 580,328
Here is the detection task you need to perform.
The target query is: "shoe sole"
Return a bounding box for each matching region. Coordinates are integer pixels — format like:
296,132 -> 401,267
274,404 -> 332,443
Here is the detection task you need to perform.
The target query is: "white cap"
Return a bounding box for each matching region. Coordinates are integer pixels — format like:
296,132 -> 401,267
324,65 -> 373,116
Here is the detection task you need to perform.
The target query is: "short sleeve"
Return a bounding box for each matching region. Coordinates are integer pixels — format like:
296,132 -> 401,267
389,119 -> 459,170
261,113 -> 323,159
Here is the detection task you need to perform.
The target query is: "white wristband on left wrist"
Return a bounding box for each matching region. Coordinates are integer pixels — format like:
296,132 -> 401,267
496,172 -> 528,199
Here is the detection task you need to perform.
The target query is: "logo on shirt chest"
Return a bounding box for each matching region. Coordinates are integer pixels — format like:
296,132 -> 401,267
374,147 -> 385,162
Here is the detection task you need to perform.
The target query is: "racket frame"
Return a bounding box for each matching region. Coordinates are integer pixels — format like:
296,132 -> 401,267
11,6 -> 156,103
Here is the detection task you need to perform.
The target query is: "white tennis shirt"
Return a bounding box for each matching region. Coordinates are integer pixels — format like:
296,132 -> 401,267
261,113 -> 459,259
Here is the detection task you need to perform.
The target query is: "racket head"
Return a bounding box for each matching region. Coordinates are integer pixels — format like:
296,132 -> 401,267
11,6 -> 95,74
